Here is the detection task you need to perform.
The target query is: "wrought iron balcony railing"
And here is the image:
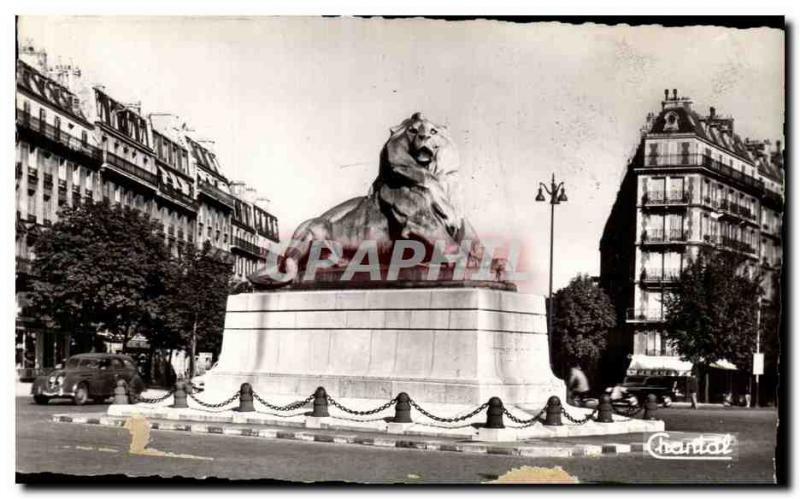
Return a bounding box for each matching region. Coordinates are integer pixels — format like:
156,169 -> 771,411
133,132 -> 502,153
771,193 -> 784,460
641,229 -> 687,243
626,307 -> 665,322
640,268 -> 681,284
105,152 -> 157,186
157,182 -> 197,209
642,190 -> 689,206
16,110 -> 102,162
644,153 -> 765,193
232,236 -> 264,258
198,180 -> 235,209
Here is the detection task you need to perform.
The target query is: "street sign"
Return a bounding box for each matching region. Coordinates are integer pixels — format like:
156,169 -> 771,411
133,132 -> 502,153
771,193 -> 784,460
753,353 -> 764,376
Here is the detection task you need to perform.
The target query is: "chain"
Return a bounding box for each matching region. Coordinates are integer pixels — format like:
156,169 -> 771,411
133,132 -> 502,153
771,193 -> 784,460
252,391 -> 315,412
187,390 -> 240,410
137,390 -> 175,404
560,407 -> 598,425
407,398 -> 489,424
326,395 -> 396,416
612,403 -> 643,418
502,405 -> 547,428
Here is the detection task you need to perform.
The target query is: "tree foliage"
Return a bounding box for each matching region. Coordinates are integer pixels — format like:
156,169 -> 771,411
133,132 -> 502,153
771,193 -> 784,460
663,249 -> 761,370
28,201 -> 170,351
28,202 -> 234,369
552,274 -> 616,377
158,241 -> 233,375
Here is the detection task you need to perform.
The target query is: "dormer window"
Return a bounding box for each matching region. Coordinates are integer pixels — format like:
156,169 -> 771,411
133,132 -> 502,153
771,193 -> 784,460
664,111 -> 680,132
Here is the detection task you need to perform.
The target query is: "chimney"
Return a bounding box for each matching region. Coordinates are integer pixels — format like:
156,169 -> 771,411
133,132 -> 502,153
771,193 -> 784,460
672,89 -> 678,100
664,89 -> 669,100
709,107 -> 716,119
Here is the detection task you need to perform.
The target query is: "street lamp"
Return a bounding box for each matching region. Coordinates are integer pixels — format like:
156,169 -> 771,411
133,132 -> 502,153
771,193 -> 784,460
536,173 -> 568,354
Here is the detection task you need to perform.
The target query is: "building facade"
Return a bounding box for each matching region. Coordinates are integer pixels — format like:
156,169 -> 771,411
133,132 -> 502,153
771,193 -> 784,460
15,46 -> 280,376
599,89 -> 784,402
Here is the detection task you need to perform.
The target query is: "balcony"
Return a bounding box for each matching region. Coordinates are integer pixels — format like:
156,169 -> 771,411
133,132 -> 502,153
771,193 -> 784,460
231,236 -> 263,258
27,167 -> 38,183
626,307 -> 665,323
639,268 -> 681,285
16,110 -> 102,163
642,190 -> 689,207
762,188 -> 784,211
104,152 -> 158,187
197,180 -> 235,210
58,179 -> 67,191
167,225 -> 176,239
705,234 -> 757,255
157,182 -> 197,210
43,174 -> 53,189
718,199 -> 758,224
641,229 -> 687,245
643,153 -> 765,195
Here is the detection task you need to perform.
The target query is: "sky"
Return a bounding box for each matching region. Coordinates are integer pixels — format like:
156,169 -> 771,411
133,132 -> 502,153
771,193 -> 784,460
17,17 -> 785,294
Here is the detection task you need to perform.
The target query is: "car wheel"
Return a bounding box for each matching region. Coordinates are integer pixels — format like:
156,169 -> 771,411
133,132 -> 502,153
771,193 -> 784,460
662,395 -> 673,407
33,395 -> 49,405
73,383 -> 89,406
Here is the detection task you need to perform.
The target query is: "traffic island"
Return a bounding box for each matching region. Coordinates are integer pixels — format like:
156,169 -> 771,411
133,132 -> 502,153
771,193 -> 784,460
105,386 -> 664,442
52,412 -> 652,459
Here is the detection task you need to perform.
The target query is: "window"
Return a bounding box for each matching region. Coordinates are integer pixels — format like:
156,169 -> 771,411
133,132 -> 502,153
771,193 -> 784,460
81,130 -> 88,146
39,108 -> 46,130
23,100 -> 30,118
54,116 -> 61,139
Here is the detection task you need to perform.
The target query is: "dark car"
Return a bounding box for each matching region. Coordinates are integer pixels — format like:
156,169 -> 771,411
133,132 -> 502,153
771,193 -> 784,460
618,376 -> 681,407
31,353 -> 145,405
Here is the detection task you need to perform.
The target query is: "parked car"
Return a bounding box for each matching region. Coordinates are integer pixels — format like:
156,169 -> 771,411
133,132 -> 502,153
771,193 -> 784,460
31,353 -> 145,405
614,375 -> 681,407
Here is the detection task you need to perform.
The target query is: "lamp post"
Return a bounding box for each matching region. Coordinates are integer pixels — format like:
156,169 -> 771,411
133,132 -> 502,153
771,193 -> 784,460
536,173 -> 568,352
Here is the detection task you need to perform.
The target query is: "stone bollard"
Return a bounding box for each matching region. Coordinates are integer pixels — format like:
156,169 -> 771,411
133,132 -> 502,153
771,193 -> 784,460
113,379 -> 129,405
485,397 -> 505,429
311,386 -> 329,417
644,394 -> 658,420
597,394 -> 614,423
238,383 -> 255,412
173,381 -> 188,409
544,396 -> 563,426
393,393 -> 413,423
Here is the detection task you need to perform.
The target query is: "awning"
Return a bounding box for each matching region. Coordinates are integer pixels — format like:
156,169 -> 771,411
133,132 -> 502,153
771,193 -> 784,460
627,355 -> 738,376
158,167 -> 192,197
627,355 -> 693,376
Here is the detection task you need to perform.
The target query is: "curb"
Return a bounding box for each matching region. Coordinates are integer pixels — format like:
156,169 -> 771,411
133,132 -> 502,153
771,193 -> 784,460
52,414 -> 643,458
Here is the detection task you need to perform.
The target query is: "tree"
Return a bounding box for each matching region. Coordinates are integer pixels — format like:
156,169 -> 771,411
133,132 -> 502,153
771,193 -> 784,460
662,249 -> 761,372
27,201 -> 170,353
552,274 -> 616,381
160,241 -> 233,377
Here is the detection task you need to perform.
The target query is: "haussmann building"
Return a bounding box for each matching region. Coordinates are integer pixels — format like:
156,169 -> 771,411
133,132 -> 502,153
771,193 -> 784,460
599,89 -> 783,404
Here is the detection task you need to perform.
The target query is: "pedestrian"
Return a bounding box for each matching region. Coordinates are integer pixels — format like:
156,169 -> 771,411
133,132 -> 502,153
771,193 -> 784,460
687,370 -> 699,409
568,364 -> 590,407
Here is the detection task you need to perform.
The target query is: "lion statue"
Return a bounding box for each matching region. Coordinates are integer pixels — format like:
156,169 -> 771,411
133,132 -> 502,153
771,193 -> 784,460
249,112 -> 485,287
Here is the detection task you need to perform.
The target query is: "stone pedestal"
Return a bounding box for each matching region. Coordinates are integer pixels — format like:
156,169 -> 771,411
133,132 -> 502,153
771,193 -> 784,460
205,288 -> 565,409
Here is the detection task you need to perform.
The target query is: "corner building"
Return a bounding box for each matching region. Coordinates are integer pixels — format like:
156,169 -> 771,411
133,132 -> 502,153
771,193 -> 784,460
599,89 -> 783,403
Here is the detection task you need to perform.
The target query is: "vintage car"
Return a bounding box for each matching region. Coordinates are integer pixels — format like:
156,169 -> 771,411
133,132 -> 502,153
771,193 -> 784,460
614,375 -> 682,407
31,353 -> 145,405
